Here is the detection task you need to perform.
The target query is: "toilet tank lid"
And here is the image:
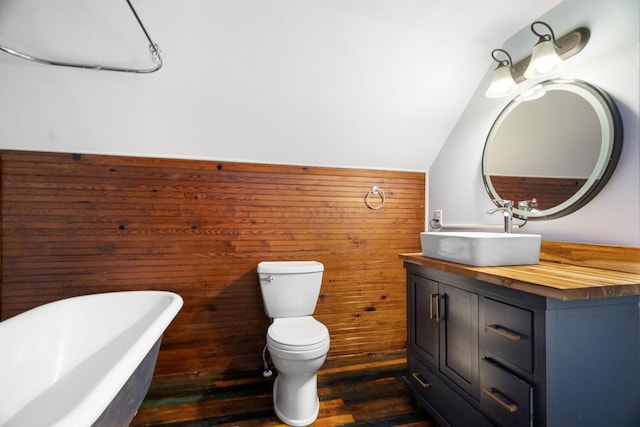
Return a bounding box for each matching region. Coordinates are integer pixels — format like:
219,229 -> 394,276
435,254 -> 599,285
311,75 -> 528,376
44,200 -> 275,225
258,261 -> 324,274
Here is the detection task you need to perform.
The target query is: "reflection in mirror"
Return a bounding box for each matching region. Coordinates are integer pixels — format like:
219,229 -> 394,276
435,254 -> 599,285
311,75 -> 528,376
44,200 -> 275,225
482,79 -> 623,220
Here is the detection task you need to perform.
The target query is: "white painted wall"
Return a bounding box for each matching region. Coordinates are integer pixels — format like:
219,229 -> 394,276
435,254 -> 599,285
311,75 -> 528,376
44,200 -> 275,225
5,0 -> 630,244
0,0 -> 559,172
428,0 -> 640,245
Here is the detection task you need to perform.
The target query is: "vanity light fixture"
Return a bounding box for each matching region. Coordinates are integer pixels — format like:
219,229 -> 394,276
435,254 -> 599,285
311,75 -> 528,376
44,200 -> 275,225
523,21 -> 564,79
485,21 -> 590,98
485,49 -> 519,98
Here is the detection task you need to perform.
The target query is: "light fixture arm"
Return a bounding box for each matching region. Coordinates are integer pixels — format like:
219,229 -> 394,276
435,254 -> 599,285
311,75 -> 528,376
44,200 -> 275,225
530,21 -> 560,47
491,49 -> 513,67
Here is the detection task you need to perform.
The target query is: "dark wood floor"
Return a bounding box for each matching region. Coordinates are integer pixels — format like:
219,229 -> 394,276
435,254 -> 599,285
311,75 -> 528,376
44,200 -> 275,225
131,355 -> 438,427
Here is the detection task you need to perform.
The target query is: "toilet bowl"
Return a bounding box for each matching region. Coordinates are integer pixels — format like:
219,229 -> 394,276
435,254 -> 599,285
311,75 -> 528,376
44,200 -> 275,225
267,317 -> 330,426
257,261 -> 330,427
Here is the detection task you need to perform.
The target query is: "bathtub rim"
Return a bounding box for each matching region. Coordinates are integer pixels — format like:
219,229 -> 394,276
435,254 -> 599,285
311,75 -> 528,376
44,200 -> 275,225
0,290 -> 183,427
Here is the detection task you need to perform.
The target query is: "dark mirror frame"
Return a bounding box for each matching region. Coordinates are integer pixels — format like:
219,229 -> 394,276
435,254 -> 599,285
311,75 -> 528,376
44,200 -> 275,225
482,79 -> 623,220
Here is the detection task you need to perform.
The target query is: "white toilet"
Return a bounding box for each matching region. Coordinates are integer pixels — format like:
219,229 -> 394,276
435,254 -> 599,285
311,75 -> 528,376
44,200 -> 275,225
257,261 -> 330,427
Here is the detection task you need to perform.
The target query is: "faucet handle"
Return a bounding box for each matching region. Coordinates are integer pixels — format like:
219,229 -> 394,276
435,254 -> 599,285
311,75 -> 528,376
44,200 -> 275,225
493,199 -> 513,209
518,198 -> 537,211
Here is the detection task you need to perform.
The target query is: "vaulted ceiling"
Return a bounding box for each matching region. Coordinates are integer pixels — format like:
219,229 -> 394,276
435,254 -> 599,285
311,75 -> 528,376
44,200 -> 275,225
0,0 -> 563,171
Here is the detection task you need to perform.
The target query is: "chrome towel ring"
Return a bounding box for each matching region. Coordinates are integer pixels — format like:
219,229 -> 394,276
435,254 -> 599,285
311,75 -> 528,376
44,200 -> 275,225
365,186 -> 385,210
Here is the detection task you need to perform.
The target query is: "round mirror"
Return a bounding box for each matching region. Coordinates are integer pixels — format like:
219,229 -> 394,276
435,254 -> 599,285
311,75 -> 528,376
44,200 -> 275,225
482,79 -> 623,220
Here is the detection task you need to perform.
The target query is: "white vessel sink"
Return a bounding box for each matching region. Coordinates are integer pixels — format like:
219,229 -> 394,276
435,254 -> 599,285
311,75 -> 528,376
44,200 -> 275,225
420,232 -> 542,267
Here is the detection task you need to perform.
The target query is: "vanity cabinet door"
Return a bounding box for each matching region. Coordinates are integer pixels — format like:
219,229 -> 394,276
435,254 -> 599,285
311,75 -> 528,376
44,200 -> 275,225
408,274 -> 439,367
439,283 -> 480,399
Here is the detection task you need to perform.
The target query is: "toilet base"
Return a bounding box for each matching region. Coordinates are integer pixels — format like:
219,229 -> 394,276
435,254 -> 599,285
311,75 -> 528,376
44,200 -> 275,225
272,376 -> 320,427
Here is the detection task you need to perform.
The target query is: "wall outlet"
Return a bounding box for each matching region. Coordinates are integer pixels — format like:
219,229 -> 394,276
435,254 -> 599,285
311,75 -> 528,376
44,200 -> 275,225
430,210 -> 443,230
434,209 -> 443,224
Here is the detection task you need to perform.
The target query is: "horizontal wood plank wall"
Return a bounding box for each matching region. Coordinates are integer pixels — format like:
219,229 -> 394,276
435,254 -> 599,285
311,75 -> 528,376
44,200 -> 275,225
0,150 -> 424,379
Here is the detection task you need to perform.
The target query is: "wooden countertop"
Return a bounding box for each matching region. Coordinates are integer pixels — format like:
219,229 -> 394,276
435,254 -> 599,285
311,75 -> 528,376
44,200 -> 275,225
400,241 -> 640,301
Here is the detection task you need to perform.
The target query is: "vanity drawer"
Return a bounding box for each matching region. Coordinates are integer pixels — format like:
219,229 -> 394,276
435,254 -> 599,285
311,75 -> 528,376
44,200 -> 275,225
481,297 -> 533,373
407,359 -> 493,427
480,358 -> 532,427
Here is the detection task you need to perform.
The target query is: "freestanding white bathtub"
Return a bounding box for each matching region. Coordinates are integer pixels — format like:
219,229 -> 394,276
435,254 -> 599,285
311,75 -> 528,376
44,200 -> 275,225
0,291 -> 183,427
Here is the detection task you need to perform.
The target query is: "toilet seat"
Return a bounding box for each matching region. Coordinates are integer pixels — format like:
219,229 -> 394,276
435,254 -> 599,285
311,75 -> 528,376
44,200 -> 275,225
268,317 -> 329,353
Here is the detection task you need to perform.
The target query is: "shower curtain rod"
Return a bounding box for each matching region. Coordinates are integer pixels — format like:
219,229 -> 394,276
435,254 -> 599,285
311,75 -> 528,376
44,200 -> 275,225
0,0 -> 163,73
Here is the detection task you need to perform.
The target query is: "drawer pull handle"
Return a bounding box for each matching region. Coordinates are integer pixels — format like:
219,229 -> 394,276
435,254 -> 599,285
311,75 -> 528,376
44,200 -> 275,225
411,372 -> 431,389
430,294 -> 441,321
486,324 -> 522,341
482,388 -> 518,413
429,294 -> 435,320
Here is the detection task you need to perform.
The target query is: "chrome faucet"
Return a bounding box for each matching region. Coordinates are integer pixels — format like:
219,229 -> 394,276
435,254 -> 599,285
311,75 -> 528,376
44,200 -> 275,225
487,200 -> 514,233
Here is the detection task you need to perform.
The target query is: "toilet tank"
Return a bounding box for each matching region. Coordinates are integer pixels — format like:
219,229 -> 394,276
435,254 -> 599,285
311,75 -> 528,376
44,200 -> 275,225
257,261 -> 324,318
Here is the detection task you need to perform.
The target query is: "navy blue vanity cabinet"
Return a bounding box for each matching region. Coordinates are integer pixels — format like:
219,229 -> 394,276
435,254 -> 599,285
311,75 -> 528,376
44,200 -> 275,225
404,261 -> 640,427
